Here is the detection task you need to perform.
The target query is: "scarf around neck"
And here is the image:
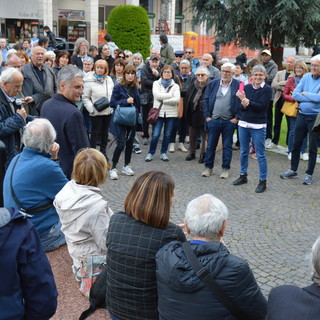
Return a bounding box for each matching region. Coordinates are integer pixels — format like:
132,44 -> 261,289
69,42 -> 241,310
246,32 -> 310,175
94,73 -> 106,83
161,78 -> 172,89
193,79 -> 209,109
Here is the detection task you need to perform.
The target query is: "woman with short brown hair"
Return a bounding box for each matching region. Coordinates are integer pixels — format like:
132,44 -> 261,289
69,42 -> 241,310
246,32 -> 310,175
106,171 -> 186,320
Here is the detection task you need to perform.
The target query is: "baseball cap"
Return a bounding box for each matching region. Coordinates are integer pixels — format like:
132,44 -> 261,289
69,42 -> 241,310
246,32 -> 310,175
261,49 -> 272,56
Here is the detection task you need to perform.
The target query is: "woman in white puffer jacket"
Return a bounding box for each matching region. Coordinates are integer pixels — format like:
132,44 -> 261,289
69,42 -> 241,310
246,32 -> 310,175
83,59 -> 114,159
145,65 -> 180,162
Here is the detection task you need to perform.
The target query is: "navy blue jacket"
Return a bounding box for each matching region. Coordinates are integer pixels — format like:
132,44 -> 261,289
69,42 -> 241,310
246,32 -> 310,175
203,78 -> 241,119
267,283 -> 320,320
41,93 -> 90,179
110,83 -> 141,110
156,241 -> 267,320
0,208 -> 57,320
238,84 -> 272,124
0,89 -> 26,169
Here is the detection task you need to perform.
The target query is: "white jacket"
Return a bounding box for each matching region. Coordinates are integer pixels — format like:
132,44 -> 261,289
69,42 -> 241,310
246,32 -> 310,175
54,180 -> 114,269
82,71 -> 114,116
152,79 -> 180,118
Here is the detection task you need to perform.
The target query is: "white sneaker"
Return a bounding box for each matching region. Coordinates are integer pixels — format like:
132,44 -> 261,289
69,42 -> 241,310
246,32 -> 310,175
265,138 -> 272,148
300,153 -> 309,161
122,165 -> 134,176
266,141 -> 277,149
178,143 -> 188,153
169,143 -> 175,153
288,153 -> 292,160
317,154 -> 320,164
110,168 -> 118,180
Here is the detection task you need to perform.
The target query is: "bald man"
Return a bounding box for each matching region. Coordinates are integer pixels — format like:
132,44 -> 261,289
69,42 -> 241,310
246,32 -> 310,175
201,53 -> 220,79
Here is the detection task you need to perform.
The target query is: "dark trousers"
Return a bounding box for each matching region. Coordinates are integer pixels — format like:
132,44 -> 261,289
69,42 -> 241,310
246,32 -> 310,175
112,125 -> 135,167
266,100 -> 273,140
189,126 -> 206,154
142,103 -> 152,139
90,115 -> 112,155
291,113 -> 319,175
170,117 -> 188,143
272,97 -> 290,145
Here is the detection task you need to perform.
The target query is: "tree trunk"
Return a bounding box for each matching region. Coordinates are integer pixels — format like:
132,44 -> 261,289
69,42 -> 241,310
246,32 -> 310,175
271,30 -> 285,69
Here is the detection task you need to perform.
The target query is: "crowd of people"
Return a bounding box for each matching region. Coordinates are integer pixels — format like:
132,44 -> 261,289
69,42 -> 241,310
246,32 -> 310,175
1,32 -> 320,319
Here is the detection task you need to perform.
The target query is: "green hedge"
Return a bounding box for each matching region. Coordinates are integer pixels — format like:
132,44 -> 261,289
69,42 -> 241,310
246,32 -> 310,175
107,5 -> 151,60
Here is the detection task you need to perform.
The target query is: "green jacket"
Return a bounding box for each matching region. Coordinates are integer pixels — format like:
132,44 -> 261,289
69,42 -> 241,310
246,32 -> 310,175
160,43 -> 174,65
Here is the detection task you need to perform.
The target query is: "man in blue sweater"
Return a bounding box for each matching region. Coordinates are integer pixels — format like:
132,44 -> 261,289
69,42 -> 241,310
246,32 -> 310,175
280,54 -> 320,185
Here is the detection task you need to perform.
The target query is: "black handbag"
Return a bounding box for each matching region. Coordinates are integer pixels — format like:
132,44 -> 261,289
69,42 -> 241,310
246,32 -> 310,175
93,79 -> 110,112
182,242 -> 247,320
93,96 -> 110,112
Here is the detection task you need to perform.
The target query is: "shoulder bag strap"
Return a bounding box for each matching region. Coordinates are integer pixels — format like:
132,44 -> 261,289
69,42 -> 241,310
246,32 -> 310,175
182,241 -> 247,320
158,85 -> 173,112
10,155 -> 53,213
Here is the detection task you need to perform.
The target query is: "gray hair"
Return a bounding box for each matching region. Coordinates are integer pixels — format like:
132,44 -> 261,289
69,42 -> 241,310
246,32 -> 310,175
83,56 -> 94,64
31,45 -> 45,55
311,54 -> 320,63
195,66 -> 210,76
22,118 -> 56,153
180,59 -> 191,66
222,62 -> 235,72
0,67 -> 22,84
57,65 -> 84,90
311,236 -> 320,285
44,51 -> 56,59
130,52 -> 144,69
185,194 -> 229,239
73,38 -> 89,56
251,64 -> 267,75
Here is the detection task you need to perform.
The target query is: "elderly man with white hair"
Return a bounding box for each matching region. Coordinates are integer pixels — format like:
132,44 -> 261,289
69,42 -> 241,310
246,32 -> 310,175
201,53 -> 220,79
0,67 -> 29,168
280,54 -> 320,185
202,62 -> 240,179
267,236 -> 320,319
3,118 -> 68,252
156,194 -> 267,320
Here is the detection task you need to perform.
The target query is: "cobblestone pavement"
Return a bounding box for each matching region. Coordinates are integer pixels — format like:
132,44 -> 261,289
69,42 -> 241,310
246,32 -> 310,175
48,141 -> 320,319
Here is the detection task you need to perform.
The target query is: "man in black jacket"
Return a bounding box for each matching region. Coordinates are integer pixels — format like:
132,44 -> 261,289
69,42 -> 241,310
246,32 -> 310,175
43,26 -> 57,50
156,194 -> 267,320
140,55 -> 162,144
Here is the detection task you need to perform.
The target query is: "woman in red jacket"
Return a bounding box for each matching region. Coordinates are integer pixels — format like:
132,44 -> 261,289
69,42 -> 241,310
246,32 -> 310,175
282,61 -> 309,160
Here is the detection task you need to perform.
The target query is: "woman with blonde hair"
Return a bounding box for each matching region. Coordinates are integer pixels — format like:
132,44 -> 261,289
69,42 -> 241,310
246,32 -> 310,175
82,59 -> 114,160
106,171 -> 186,320
54,148 -> 113,272
282,60 -> 309,160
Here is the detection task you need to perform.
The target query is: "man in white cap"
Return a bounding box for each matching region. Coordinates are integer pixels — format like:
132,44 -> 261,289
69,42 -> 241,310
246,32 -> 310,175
260,49 -> 278,148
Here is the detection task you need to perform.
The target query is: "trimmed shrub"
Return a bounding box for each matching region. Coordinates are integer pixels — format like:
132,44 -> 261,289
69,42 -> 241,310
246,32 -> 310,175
107,5 -> 151,60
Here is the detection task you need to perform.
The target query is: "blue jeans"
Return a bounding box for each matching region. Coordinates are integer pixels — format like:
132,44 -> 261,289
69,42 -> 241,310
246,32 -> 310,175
205,118 -> 235,170
148,117 -> 177,154
291,113 -> 319,175
288,116 -> 307,154
239,126 -> 268,180
40,220 -> 65,252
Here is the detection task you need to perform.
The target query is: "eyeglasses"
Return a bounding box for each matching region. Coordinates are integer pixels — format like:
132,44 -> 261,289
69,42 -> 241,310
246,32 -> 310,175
185,51 -> 192,54
221,70 -> 231,74
126,72 -> 135,75
125,55 -> 130,58
311,64 -> 320,68
175,55 -> 183,58
163,71 -> 172,74
196,74 -> 206,77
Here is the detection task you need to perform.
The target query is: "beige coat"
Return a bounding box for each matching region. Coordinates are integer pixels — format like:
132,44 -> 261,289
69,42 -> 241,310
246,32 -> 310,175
54,180 -> 113,269
82,71 -> 114,116
271,69 -> 294,105
152,79 -> 180,118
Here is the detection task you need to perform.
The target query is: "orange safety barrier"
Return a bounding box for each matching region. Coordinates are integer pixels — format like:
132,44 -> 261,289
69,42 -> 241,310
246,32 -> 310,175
183,33 -> 260,61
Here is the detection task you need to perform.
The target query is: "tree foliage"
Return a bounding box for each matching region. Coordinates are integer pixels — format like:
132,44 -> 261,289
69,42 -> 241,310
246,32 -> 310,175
192,0 -> 320,49
107,5 -> 151,60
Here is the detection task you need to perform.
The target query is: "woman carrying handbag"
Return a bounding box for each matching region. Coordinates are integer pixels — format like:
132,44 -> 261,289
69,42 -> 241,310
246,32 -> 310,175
109,65 -> 140,180
82,60 -> 114,160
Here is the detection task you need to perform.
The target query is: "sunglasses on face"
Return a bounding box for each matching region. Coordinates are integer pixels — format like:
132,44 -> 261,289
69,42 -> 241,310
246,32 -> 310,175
185,51 -> 192,54
196,74 -> 206,77
125,55 -> 130,58
175,55 -> 183,58
119,55 -> 124,59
